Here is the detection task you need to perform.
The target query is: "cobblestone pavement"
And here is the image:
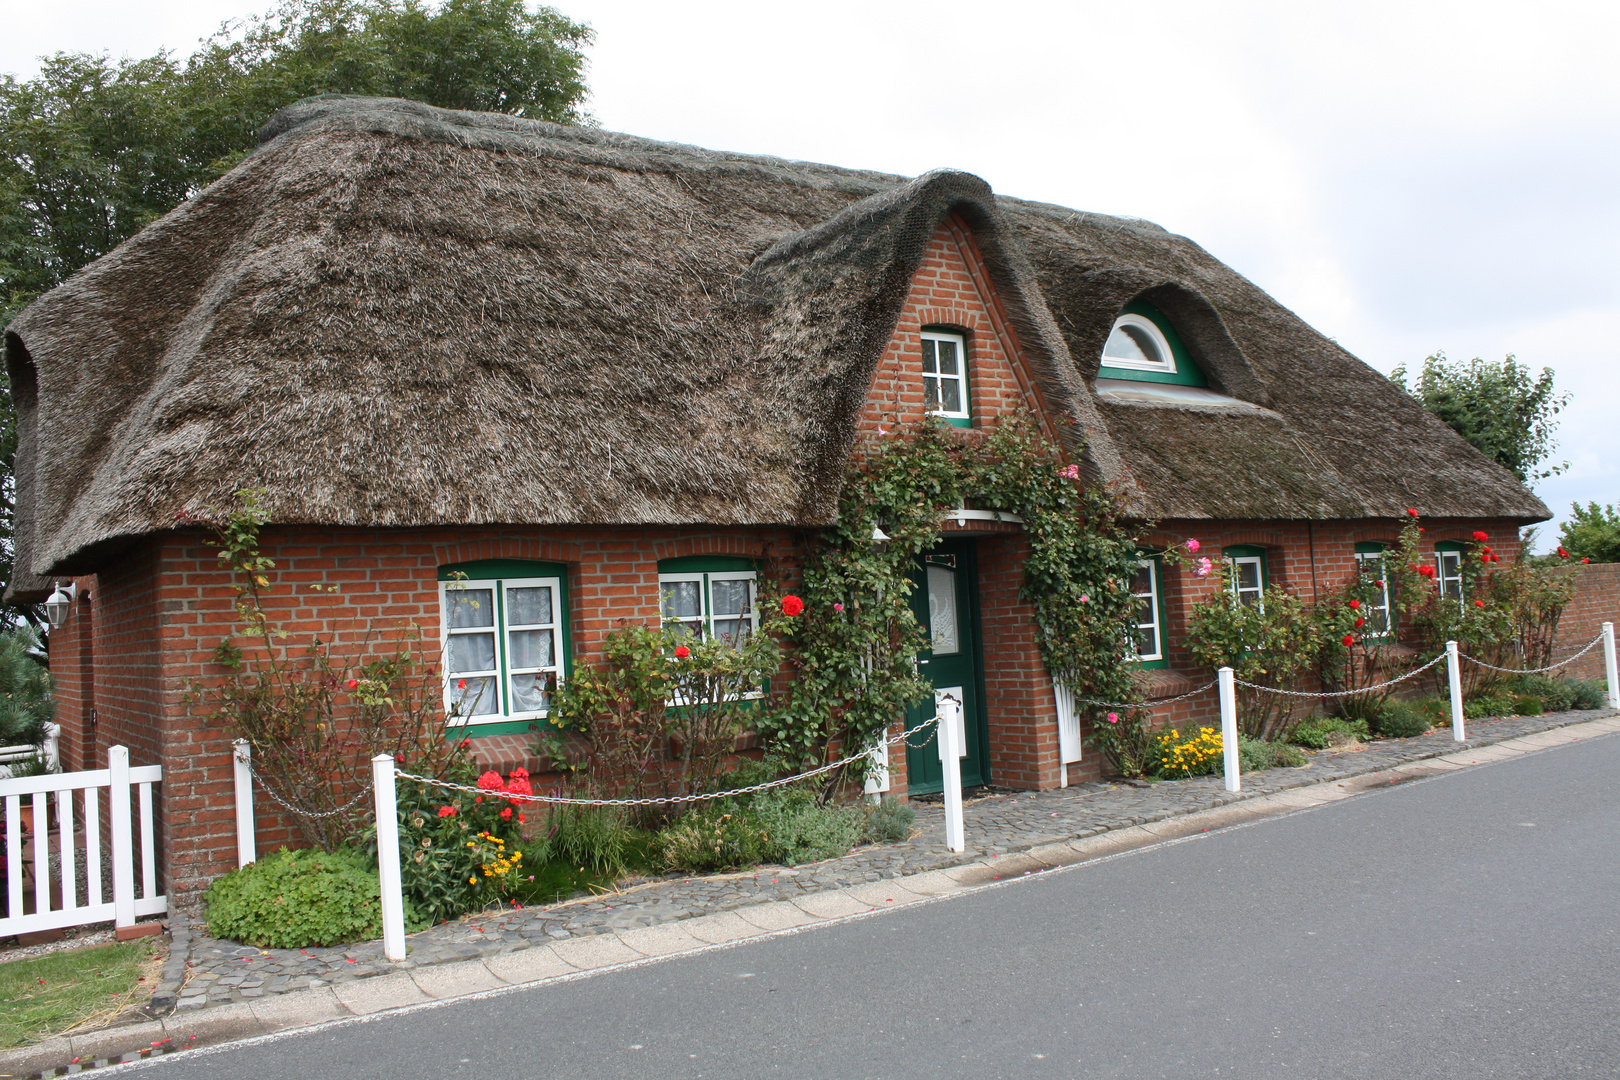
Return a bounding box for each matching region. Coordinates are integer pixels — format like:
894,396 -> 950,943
171,707 -> 1615,1012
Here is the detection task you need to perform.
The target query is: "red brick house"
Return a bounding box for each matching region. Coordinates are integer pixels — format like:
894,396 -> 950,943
4,98 -> 1558,903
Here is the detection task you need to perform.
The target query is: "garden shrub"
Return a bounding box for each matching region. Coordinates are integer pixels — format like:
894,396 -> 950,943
655,803 -> 767,872
1286,716 -> 1368,749
1372,699 -> 1431,738
1151,726 -> 1224,779
550,804 -> 636,877
862,799 -> 916,843
204,846 -> 406,948
1513,675 -> 1575,712
1514,695 -> 1544,716
1463,692 -> 1515,720
382,762 -> 529,925
1237,737 -> 1307,773
749,788 -> 863,865
1569,680 -> 1607,710
0,626 -> 52,750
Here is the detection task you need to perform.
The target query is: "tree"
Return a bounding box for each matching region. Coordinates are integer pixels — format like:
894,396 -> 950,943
0,0 -> 593,623
1389,352 -> 1569,485
1560,503 -> 1620,564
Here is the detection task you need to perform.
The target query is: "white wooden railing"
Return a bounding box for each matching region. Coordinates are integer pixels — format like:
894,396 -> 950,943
1,745 -> 166,938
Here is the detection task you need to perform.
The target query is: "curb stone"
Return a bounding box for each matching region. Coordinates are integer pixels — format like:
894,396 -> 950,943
3,709 -> 1616,1078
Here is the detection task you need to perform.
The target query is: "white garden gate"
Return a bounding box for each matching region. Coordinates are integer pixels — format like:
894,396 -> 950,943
0,745 -> 167,939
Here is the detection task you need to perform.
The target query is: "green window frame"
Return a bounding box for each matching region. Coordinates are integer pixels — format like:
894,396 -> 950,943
1223,545 -> 1267,612
921,328 -> 971,427
1353,542 -> 1394,636
1097,300 -> 1209,387
438,559 -> 571,734
657,556 -> 759,644
1129,555 -> 1168,668
1435,542 -> 1466,605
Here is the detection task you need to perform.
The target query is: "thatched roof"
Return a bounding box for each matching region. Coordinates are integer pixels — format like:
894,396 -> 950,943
4,97 -> 1547,601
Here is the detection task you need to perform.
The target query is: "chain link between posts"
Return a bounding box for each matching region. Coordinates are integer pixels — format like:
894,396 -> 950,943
393,714 -> 943,808
1458,631 -> 1607,675
1234,652 -> 1449,699
239,752 -> 375,820
1072,680 -> 1219,712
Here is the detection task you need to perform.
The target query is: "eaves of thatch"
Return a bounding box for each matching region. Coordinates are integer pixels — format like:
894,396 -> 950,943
3,97 -> 1547,602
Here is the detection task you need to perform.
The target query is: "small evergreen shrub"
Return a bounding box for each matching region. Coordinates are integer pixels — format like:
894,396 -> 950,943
1373,700 -> 1431,738
750,788 -> 863,865
1514,695 -> 1544,716
862,799 -> 916,843
1513,675 -> 1576,712
204,847 -> 395,949
1238,737 -> 1307,772
1463,693 -> 1515,720
1286,716 -> 1368,749
655,805 -> 766,872
1569,680 -> 1607,710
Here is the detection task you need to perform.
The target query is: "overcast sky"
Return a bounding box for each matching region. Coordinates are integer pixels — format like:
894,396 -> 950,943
3,0 -> 1614,546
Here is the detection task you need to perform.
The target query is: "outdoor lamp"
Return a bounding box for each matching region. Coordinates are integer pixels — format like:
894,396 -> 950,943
45,581 -> 76,628
871,525 -> 891,542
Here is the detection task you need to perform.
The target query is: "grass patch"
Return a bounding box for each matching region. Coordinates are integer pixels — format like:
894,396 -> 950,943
0,939 -> 162,1049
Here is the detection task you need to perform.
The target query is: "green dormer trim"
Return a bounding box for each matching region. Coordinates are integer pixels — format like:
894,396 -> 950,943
1097,300 -> 1209,387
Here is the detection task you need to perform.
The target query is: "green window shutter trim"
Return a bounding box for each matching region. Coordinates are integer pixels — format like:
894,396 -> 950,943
1434,541 -> 1466,552
1096,300 -> 1209,387
438,559 -> 570,581
1354,541 -> 1391,554
436,558 -> 572,733
1135,552 -> 1169,670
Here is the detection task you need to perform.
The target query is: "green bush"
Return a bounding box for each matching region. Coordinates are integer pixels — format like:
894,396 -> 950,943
1464,693 -> 1515,720
551,804 -> 636,878
1238,737 -> 1307,772
1569,680 -> 1607,710
1513,674 -> 1576,712
1372,699 -> 1431,739
0,627 -> 52,749
1514,695 -> 1544,716
862,799 -> 916,843
655,788 -> 867,872
656,805 -> 768,872
751,788 -> 863,865
1286,716 -> 1368,749
204,847 -> 405,949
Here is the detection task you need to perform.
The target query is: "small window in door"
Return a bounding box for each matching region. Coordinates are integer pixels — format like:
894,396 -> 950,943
926,564 -> 960,654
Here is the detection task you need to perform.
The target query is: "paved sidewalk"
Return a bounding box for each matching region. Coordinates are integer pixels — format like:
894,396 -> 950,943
4,708 -> 1616,1077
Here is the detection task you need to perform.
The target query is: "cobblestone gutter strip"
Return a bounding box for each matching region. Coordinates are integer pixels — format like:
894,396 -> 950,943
4,710 -> 1617,1079
158,707 -> 1616,1013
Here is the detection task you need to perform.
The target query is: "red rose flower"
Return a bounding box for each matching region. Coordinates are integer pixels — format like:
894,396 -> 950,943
1472,531 -> 1489,542
1355,617 -> 1364,628
1474,600 -> 1485,608
456,679 -> 467,690
460,739 -> 471,749
1406,508 -> 1419,517
475,796 -> 482,803
346,678 -> 358,690
1558,547 -> 1569,558
1348,599 -> 1361,610
1342,634 -> 1355,647
1583,558 -> 1591,563
674,645 -> 690,658
781,594 -> 805,617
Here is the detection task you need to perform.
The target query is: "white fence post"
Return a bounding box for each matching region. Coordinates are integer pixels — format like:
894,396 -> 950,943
372,754 -> 406,962
938,697 -> 965,853
1218,666 -> 1240,792
108,745 -> 135,934
232,740 -> 256,868
1447,640 -> 1466,741
1603,622 -> 1619,710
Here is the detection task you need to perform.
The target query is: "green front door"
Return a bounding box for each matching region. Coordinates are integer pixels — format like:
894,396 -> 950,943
904,538 -> 989,795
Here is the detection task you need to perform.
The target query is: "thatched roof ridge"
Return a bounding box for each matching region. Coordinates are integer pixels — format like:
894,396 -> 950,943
4,97 -> 1546,600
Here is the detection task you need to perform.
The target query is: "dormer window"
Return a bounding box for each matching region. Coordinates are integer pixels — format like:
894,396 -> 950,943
1103,313 -> 1177,374
921,329 -> 970,425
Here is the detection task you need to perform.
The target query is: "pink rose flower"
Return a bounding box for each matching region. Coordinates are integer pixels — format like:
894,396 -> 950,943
1185,539 -> 1200,553
1107,712 -> 1119,724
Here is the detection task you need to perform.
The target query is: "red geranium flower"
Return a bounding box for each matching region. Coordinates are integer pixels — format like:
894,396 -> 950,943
500,807 -> 513,820
477,771 -> 505,791
518,813 -> 526,824
1342,634 -> 1355,647
674,645 -> 690,658
437,806 -> 457,818
781,594 -> 805,617
1472,531 -> 1489,542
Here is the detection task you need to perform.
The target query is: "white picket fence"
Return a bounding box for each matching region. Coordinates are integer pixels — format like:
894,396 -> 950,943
0,746 -> 167,938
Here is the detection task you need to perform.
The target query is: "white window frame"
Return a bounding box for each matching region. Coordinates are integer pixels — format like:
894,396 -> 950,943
1100,313 -> 1178,375
1227,555 -> 1265,613
1437,549 -> 1465,607
920,330 -> 970,420
1354,550 -> 1394,636
658,570 -> 759,644
439,576 -> 565,727
1128,558 -> 1164,662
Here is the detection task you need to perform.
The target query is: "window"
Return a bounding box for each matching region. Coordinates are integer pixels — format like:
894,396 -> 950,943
921,330 -> 970,425
658,556 -> 758,644
1354,542 -> 1393,635
439,560 -> 569,727
1436,542 -> 1465,605
1223,545 -> 1267,611
1096,301 -> 1209,388
1129,557 -> 1166,667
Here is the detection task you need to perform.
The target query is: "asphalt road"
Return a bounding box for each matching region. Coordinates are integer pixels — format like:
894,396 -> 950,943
116,732 -> 1620,1080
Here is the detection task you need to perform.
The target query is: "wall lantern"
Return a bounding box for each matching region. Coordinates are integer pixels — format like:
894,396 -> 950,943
44,581 -> 76,628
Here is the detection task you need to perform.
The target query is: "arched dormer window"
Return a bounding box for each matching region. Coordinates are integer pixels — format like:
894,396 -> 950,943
1097,301 -> 1208,388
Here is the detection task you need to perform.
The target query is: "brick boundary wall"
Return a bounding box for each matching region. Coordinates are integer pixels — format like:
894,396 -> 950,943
1551,563 -> 1620,683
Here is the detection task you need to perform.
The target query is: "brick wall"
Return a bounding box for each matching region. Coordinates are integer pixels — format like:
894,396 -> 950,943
1551,562 -> 1620,683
